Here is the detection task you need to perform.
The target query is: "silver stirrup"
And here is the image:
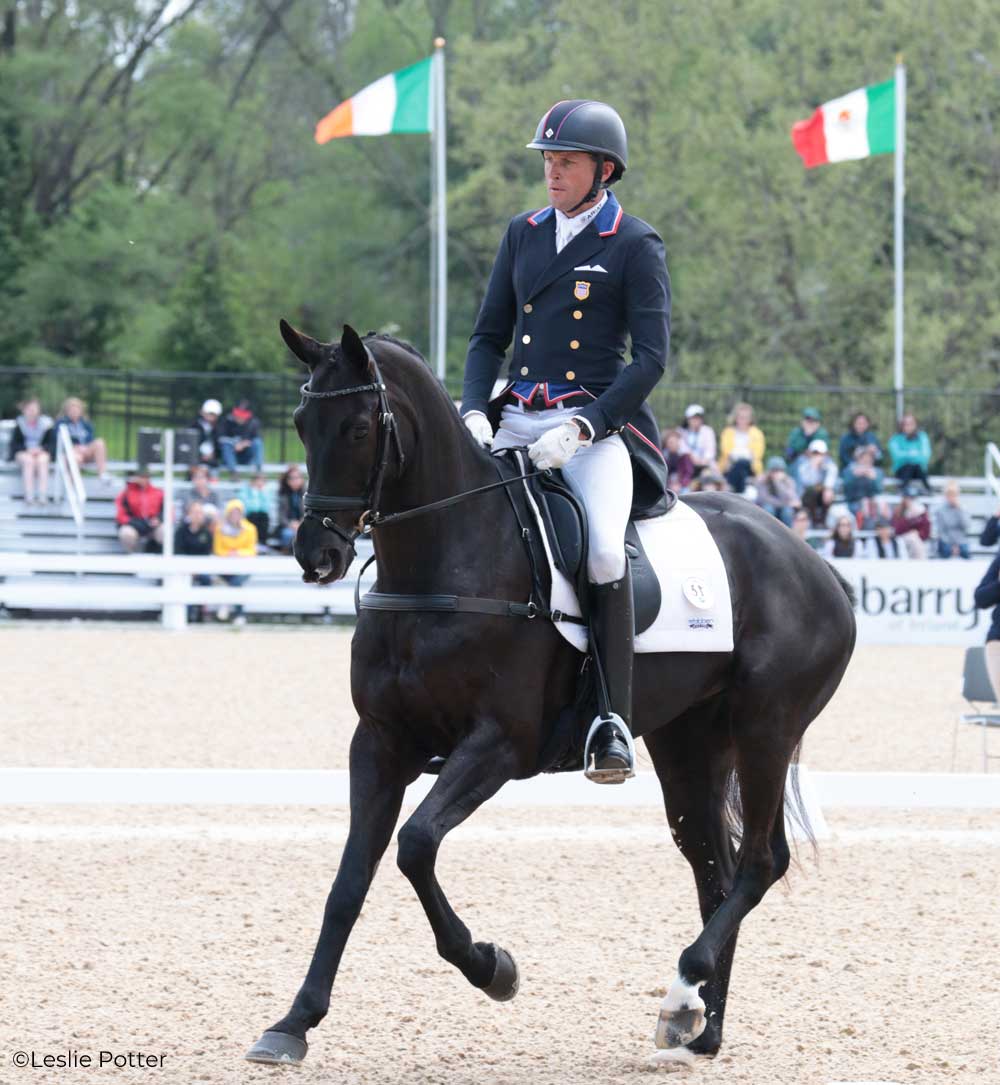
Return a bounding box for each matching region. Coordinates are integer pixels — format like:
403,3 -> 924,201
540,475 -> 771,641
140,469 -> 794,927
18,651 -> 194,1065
583,712 -> 637,785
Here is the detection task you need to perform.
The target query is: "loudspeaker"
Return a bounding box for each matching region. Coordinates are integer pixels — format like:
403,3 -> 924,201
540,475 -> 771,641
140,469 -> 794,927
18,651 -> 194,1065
136,428 -> 200,467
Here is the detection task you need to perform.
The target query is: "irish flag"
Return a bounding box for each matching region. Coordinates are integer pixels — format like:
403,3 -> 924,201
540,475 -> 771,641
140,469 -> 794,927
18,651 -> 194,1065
791,79 -> 895,168
315,57 -> 432,144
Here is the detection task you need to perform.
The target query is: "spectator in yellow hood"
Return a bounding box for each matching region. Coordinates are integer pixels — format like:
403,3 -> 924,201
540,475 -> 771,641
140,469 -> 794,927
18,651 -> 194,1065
212,498 -> 257,624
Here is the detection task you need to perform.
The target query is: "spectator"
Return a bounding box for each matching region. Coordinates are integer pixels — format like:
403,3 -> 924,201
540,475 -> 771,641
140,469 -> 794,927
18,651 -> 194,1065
934,480 -> 971,560
212,498 -> 258,625
784,407 -> 829,466
791,508 -> 822,550
55,397 -> 110,482
239,472 -> 271,548
174,499 -> 214,622
793,439 -> 839,527
755,456 -> 800,526
981,504 -> 1000,549
974,552 -> 1000,700
9,396 -> 56,505
717,402 -> 765,494
865,517 -> 907,560
219,398 -> 264,474
887,412 -> 932,490
854,496 -> 892,532
823,514 -> 863,558
193,399 -> 222,468
661,428 -> 695,492
839,411 -> 883,469
891,483 -> 932,559
680,404 -> 717,478
184,464 -> 221,521
841,445 -> 884,512
116,465 -> 164,553
277,464 -> 305,552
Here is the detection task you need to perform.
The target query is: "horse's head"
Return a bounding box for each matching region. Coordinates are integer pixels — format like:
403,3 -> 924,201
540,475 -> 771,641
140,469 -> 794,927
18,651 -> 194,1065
280,319 -> 388,585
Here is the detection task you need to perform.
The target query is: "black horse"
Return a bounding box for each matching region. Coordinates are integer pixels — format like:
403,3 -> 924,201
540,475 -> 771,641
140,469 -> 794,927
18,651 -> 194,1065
245,323 -> 856,1067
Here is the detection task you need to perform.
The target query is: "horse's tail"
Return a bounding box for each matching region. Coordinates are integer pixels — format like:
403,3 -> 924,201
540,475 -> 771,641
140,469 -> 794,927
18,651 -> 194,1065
826,561 -> 858,609
722,741 -> 817,865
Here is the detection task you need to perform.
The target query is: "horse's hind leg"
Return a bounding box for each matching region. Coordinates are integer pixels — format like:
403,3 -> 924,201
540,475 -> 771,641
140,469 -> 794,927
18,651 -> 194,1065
395,719 -> 521,999
245,722 -> 422,1064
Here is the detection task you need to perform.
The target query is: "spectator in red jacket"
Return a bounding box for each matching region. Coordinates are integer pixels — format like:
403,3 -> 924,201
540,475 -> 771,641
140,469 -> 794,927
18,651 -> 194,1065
891,483 -> 931,559
116,466 -> 165,553
661,428 -> 695,492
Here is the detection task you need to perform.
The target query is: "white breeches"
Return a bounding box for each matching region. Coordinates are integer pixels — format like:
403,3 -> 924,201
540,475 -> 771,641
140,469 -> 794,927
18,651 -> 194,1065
493,403 -> 632,584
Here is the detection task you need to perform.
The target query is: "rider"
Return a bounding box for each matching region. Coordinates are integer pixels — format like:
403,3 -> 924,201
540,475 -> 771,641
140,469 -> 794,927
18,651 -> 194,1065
461,99 -> 671,783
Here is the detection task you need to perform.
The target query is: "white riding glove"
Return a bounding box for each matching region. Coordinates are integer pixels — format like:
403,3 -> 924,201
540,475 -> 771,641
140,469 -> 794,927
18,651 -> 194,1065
528,419 -> 593,470
463,411 -> 494,449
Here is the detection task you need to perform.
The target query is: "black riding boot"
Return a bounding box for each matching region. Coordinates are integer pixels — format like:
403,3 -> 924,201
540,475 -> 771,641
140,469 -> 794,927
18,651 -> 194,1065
585,565 -> 635,784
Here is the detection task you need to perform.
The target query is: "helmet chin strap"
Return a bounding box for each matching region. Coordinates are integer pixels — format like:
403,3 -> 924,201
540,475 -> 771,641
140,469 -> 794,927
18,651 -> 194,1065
566,155 -> 605,214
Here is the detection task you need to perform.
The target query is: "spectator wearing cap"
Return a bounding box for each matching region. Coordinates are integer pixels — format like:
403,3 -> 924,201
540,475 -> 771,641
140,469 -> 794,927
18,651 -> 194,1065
784,407 -> 829,466
838,411 -> 883,469
892,483 -> 931,559
717,402 -> 765,494
193,399 -> 222,468
661,428 -> 695,492
823,514 -> 864,558
755,456 -> 800,526
934,480 -> 971,560
219,398 -> 264,474
841,445 -> 884,513
792,438 -> 838,527
865,517 -> 906,559
680,404 -> 717,479
887,412 -> 932,490
116,465 -> 164,553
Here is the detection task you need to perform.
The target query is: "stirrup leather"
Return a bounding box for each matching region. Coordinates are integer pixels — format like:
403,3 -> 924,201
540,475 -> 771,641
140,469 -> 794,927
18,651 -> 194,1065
583,712 -> 637,784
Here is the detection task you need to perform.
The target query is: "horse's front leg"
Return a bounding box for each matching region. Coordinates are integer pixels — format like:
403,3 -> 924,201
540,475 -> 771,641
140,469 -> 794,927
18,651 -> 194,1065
395,718 -> 521,1000
245,722 -> 422,1065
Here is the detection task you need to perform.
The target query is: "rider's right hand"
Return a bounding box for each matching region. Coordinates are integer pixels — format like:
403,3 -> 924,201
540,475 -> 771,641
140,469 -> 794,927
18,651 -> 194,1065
463,411 -> 494,449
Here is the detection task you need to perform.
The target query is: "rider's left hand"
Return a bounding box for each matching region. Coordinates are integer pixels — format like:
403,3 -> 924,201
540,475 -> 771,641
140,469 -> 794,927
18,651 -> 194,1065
527,420 -> 592,470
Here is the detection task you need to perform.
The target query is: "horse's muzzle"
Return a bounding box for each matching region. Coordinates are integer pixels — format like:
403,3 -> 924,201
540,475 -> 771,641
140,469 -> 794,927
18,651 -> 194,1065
294,518 -> 355,585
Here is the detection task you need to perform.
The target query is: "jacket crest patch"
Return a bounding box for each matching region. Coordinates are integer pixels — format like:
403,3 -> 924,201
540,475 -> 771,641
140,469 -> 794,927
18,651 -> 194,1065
574,280 -> 591,301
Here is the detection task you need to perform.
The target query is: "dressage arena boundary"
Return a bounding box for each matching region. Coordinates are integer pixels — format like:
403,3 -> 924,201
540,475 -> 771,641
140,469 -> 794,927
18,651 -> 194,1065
4,768 -> 1000,825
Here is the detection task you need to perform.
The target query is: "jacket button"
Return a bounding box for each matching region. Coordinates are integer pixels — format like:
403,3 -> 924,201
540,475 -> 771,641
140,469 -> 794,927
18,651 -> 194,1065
522,334 -> 531,344
570,339 -> 579,350
573,309 -> 583,320
565,371 -> 576,381
520,367 -> 529,376
523,303 -> 533,313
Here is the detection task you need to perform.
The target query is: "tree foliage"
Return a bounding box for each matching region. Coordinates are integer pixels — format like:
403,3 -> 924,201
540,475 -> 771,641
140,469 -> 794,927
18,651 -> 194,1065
1,0 -> 998,396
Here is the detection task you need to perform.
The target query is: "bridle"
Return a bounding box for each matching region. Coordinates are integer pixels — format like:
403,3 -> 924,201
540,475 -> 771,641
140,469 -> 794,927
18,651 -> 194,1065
300,346 -> 404,551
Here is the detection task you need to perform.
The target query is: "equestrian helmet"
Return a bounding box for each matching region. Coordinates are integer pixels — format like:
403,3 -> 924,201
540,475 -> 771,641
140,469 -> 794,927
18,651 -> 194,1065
526,100 -> 628,182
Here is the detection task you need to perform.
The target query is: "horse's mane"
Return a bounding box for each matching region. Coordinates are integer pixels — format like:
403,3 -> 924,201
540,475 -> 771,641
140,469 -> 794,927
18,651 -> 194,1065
363,331 -> 426,364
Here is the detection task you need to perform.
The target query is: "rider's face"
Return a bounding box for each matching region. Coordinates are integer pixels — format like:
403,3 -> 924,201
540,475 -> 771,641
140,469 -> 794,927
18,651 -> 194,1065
543,151 -> 605,215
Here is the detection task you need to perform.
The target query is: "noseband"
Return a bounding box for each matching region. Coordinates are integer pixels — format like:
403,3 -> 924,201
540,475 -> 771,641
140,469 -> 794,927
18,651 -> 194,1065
300,346 -> 404,551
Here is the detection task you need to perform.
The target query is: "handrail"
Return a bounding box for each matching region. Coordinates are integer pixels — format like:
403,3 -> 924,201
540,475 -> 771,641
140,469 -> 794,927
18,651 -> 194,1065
55,425 -> 87,528
986,442 -> 1000,500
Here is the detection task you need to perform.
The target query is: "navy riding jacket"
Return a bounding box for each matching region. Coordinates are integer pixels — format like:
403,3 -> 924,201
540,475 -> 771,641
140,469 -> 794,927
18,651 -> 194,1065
461,192 -> 671,516
975,552 -> 1000,642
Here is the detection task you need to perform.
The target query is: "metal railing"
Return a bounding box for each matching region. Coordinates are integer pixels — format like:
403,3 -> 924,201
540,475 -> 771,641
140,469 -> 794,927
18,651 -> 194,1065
55,425 -> 87,531
986,442 -> 1000,500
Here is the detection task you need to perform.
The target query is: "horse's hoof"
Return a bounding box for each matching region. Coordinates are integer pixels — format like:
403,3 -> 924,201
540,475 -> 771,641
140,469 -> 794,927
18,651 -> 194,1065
655,1007 -> 706,1049
482,944 -> 519,1002
244,1030 -> 308,1064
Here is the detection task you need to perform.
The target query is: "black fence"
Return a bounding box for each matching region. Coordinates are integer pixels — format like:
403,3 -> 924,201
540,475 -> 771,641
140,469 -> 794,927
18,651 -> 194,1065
2,365 -> 997,477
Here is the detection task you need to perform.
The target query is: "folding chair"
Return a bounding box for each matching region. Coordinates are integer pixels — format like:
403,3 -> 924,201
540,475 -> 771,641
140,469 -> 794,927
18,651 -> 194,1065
952,645 -> 1000,772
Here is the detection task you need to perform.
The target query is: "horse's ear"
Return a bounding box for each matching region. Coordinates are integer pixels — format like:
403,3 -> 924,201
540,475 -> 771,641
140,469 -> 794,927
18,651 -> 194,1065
341,324 -> 374,378
279,318 -> 324,370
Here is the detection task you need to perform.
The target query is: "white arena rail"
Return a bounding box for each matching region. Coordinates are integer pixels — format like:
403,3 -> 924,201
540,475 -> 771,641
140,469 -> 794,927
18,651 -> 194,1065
0,551 -> 370,628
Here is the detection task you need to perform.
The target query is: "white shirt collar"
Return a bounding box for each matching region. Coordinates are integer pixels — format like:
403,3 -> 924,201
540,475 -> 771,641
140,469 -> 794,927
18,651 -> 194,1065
553,191 -> 607,253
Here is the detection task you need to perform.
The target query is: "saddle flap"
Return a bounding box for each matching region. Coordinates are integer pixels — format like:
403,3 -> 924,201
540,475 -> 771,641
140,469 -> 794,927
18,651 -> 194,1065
625,521 -> 661,636
533,470 -> 588,589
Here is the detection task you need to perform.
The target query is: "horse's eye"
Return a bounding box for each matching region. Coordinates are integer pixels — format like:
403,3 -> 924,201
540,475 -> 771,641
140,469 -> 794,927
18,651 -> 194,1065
352,424 -> 370,441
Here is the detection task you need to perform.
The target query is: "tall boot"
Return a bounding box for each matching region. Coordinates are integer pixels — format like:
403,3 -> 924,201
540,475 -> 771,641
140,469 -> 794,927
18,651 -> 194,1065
584,563 -> 635,784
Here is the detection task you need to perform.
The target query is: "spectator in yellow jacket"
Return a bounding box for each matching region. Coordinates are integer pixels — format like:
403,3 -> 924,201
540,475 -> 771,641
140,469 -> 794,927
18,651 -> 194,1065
212,498 -> 257,625
717,402 -> 766,493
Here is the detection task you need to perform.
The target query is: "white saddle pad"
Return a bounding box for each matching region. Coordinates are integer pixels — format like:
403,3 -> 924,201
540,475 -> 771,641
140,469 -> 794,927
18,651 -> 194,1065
521,481 -> 734,654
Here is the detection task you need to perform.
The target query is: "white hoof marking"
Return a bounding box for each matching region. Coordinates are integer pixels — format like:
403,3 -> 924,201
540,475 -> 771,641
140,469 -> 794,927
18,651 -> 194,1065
654,974 -> 706,1049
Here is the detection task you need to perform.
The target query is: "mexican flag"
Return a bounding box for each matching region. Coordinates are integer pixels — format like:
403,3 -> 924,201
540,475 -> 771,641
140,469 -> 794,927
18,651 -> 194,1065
791,79 -> 895,168
315,57 -> 432,143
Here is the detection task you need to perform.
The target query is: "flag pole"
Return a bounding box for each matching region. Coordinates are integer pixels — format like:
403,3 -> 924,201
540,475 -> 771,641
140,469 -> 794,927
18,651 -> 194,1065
893,54 -> 906,420
431,37 -> 448,383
